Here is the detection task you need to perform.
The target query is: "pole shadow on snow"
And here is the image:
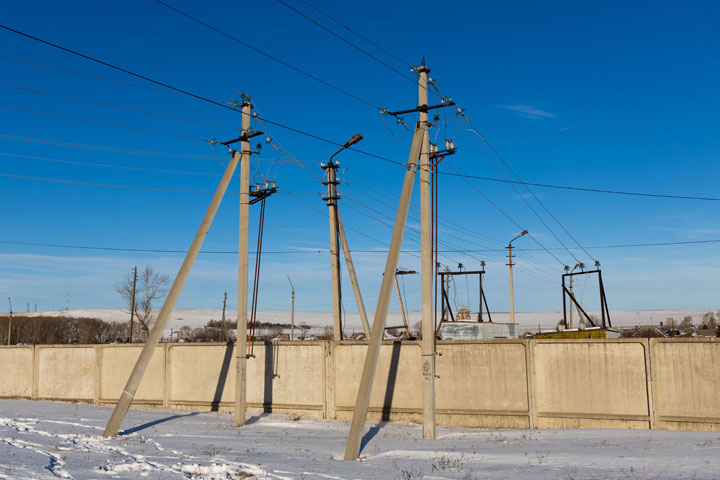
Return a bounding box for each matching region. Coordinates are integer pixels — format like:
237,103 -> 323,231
210,342 -> 235,412
119,412 -> 199,436
360,341 -> 402,453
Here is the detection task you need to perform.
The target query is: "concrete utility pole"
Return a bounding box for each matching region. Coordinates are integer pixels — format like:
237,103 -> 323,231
287,276 -> 295,340
507,230 -> 528,325
337,208 -> 371,337
344,124 -> 425,461
102,149 -> 242,437
322,133 -> 364,341
129,266 -> 137,343
322,159 -> 343,341
569,274 -> 574,329
235,102 -> 252,427
417,61 -> 436,440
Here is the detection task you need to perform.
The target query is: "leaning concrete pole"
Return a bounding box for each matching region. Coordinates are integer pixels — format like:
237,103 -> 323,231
102,150 -> 241,437
337,208 -> 371,336
344,124 -> 424,460
417,62 -> 437,439
235,102 -> 252,427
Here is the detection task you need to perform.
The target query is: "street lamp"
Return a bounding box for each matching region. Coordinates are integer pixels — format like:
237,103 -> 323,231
329,133 -> 363,163
507,230 -> 528,325
324,133 -> 363,341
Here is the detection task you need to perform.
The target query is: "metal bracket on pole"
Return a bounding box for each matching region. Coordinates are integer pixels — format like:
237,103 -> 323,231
387,101 -> 456,117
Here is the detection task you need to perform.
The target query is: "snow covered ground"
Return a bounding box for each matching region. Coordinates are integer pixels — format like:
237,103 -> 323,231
20,308 -> 713,337
1,400 -> 719,479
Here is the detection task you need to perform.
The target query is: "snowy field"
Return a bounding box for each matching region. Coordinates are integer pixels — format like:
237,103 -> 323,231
1,400 -> 719,479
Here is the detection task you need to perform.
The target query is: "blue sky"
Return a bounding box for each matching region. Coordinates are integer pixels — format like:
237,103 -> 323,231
1,0 -> 719,314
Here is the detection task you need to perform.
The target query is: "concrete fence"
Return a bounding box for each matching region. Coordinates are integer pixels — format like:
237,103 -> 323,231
1,338 -> 718,431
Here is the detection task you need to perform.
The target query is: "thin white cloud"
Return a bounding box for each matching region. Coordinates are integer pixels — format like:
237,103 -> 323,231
500,104 -> 557,120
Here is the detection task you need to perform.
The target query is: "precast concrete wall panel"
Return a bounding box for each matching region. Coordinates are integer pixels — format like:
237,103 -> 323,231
651,339 -> 720,429
435,341 -> 530,427
36,346 -> 96,401
168,344 -> 235,406
532,340 -> 650,428
333,342 -> 421,421
0,347 -> 33,398
99,345 -> 165,404
245,342 -> 324,415
3,339 -> 720,432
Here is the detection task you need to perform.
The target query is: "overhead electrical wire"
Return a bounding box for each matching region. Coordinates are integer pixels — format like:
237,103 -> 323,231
0,171 -> 320,196
438,170 -> 720,202
441,158 -> 565,266
277,0 -> 442,101
150,0 -> 380,110
0,23 -> 396,162
0,152 -> 221,176
459,118 -> 598,263
0,54 -> 188,97
0,82 -> 238,131
296,0 -> 414,68
274,0 -> 418,86
2,238 -> 717,255
452,120 -> 581,265
0,19 -> 713,276
2,25 -> 716,203
0,133 -> 218,159
0,104 -> 205,142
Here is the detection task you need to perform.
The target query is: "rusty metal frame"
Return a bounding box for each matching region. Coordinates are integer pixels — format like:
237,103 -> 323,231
561,269 -> 611,328
437,269 -> 492,325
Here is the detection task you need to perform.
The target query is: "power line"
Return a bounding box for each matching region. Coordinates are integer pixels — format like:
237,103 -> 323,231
0,172 -> 221,193
2,238 -> 717,255
151,0 -> 380,110
0,54 -> 189,97
0,152 -> 220,176
0,82 -> 238,131
442,158 -> 566,266
0,104 -> 205,142
0,171 -> 319,196
296,0 -> 413,68
274,0 -> 417,85
439,170 -> 720,202
0,23 -> 394,161
460,118 -> 596,263
4,23 -> 715,205
454,118 -> 581,265
0,133 -> 218,159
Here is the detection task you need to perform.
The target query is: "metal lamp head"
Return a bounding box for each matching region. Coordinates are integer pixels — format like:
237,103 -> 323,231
343,133 -> 364,148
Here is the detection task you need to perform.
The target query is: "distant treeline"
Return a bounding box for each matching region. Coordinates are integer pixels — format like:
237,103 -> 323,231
0,315 -> 129,344
0,315 -> 312,345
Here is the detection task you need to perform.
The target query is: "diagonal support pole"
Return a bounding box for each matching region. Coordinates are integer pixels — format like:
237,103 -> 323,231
336,207 -> 371,336
103,150 -> 241,437
344,124 -> 425,460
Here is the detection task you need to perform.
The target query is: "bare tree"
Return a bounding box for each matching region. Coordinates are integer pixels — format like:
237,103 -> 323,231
680,315 -> 694,334
702,311 -> 717,330
116,266 -> 169,339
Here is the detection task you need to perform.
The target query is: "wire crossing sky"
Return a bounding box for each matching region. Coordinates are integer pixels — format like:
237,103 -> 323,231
1,0 -> 719,315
